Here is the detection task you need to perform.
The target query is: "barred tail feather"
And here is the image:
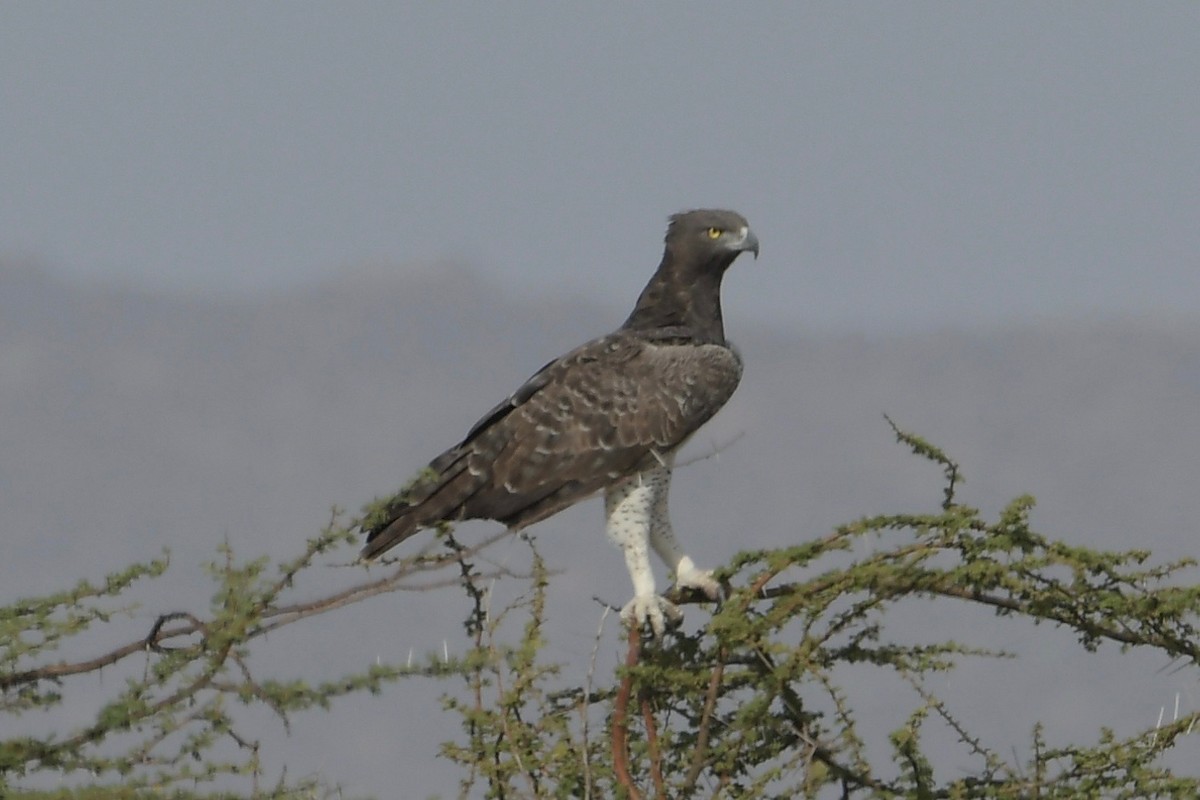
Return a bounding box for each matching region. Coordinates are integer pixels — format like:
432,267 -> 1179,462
359,449 -> 484,561
360,509 -> 422,561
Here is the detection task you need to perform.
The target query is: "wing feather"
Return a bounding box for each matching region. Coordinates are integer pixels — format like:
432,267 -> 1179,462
361,330 -> 742,558
461,331 -> 742,527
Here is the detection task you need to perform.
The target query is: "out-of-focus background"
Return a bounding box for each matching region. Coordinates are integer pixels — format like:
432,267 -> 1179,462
4,4 -> 1199,797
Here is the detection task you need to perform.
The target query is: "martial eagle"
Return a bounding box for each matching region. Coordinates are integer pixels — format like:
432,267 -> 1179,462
362,209 -> 758,636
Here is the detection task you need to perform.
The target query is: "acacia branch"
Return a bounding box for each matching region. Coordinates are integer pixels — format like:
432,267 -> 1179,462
612,629 -> 644,800
682,653 -> 724,793
641,692 -> 665,799
2,527 -> 515,692
753,574 -> 1200,662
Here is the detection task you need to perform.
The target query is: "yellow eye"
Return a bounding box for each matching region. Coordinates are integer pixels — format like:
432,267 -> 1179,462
706,227 -> 723,239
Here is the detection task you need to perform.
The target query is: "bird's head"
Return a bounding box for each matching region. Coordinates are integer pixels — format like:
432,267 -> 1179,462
625,208 -> 757,339
665,209 -> 759,271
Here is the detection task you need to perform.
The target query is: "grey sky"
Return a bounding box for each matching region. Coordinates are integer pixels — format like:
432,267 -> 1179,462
3,3 -> 1199,331
5,7 -> 1200,794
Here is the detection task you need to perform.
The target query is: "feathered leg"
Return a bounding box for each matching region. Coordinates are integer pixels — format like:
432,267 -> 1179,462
646,458 -> 721,600
605,460 -> 718,636
605,467 -> 680,637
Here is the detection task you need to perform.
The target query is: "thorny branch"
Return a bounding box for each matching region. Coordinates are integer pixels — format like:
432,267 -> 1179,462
750,556 -> 1200,663
9,423 -> 1200,798
681,651 -> 723,793
580,605 -> 611,798
612,629 -> 644,800
1,527 -> 517,692
640,691 -> 665,800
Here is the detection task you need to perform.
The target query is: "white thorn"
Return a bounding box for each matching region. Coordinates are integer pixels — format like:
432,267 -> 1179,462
443,639 -> 449,662
1174,692 -> 1181,722
485,578 -> 496,621
407,648 -> 413,668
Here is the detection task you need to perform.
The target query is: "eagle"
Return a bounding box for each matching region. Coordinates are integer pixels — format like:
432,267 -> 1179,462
361,209 -> 758,636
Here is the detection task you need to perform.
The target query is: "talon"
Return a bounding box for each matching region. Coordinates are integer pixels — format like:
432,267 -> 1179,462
675,565 -> 721,600
620,593 -> 684,638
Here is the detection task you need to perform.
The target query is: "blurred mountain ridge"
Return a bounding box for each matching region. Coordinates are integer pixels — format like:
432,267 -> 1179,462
3,257 -> 1198,795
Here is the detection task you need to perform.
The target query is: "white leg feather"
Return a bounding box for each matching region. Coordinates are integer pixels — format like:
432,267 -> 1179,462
647,459 -> 721,600
605,458 -> 715,637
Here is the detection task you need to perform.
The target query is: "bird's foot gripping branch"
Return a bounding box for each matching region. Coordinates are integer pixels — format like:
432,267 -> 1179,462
438,422 -> 1200,799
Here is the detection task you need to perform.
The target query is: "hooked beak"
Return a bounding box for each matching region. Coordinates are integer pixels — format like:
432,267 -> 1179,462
733,226 -> 759,259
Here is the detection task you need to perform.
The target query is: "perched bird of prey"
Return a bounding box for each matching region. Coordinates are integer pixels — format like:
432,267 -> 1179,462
361,209 -> 758,636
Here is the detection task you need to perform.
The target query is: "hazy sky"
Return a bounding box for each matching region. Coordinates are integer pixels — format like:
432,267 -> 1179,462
5,8 -> 1200,794
3,3 -> 1199,330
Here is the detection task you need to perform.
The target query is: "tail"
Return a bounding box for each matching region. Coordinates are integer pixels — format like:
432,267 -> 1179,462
359,448 -> 482,561
359,507 -> 422,561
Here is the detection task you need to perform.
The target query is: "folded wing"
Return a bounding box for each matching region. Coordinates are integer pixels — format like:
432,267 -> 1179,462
360,330 -> 741,559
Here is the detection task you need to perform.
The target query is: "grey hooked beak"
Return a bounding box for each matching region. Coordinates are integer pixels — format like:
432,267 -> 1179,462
735,226 -> 760,259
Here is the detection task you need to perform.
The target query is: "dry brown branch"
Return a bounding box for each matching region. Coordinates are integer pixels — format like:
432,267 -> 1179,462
2,527 -> 517,692
145,611 -> 207,652
758,574 -> 1200,661
640,692 -> 665,799
260,528 -> 516,628
683,652 -> 724,793
673,431 -> 745,469
612,628 -> 643,800
581,606 -> 611,798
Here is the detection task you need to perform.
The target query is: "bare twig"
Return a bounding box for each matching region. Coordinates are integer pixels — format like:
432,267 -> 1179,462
146,611 -> 206,653
674,431 -> 745,469
641,693 -> 665,799
683,651 -> 725,792
581,605 -> 611,799
612,628 -> 643,800
2,527 -> 516,692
